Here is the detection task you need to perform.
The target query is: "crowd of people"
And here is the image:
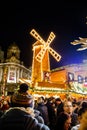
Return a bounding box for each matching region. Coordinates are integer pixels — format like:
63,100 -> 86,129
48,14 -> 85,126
0,83 -> 87,130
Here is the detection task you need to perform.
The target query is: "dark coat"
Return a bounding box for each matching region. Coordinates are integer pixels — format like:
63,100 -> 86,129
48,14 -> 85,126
71,112 -> 79,128
36,103 -> 50,126
0,108 -> 50,130
34,109 -> 44,124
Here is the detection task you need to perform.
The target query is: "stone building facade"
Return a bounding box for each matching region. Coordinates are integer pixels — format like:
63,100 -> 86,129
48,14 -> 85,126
0,42 -> 31,96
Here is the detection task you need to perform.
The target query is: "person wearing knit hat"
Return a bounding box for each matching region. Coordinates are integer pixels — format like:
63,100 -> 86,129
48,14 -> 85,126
0,83 -> 50,130
10,83 -> 33,108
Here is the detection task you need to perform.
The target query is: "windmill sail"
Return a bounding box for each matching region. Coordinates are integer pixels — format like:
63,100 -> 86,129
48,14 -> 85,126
35,31 -> 56,62
30,29 -> 61,62
49,47 -> 61,61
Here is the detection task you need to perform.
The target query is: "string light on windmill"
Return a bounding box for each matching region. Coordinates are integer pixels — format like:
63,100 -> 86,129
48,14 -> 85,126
30,29 -> 61,84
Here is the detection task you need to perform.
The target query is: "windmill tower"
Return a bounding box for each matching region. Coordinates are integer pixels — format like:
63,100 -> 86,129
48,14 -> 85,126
30,29 -> 61,86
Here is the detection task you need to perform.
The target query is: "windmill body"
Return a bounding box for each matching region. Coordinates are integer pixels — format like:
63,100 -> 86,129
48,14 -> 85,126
32,41 -> 50,83
30,29 -> 61,87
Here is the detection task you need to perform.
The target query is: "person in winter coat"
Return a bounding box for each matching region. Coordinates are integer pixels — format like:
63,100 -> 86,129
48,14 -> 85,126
34,109 -> 44,124
71,101 -> 87,130
36,97 -> 50,126
0,83 -> 50,130
55,112 -> 71,130
63,100 -> 79,129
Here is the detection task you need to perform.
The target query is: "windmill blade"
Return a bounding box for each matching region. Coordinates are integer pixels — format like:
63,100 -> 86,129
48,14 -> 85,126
46,32 -> 56,45
30,29 -> 45,45
35,47 -> 47,62
49,47 -> 61,62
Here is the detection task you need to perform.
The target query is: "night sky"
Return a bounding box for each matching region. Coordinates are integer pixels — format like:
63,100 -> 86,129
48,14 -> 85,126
0,1 -> 87,69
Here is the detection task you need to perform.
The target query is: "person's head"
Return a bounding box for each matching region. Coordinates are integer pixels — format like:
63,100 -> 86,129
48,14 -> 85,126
18,83 -> 29,93
10,83 -> 34,108
63,100 -> 73,115
56,112 -> 71,130
55,97 -> 62,105
37,97 -> 44,104
80,101 -> 87,109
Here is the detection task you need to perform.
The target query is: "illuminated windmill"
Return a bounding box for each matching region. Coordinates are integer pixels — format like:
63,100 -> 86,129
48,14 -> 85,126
30,29 -> 61,85
71,37 -> 87,51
